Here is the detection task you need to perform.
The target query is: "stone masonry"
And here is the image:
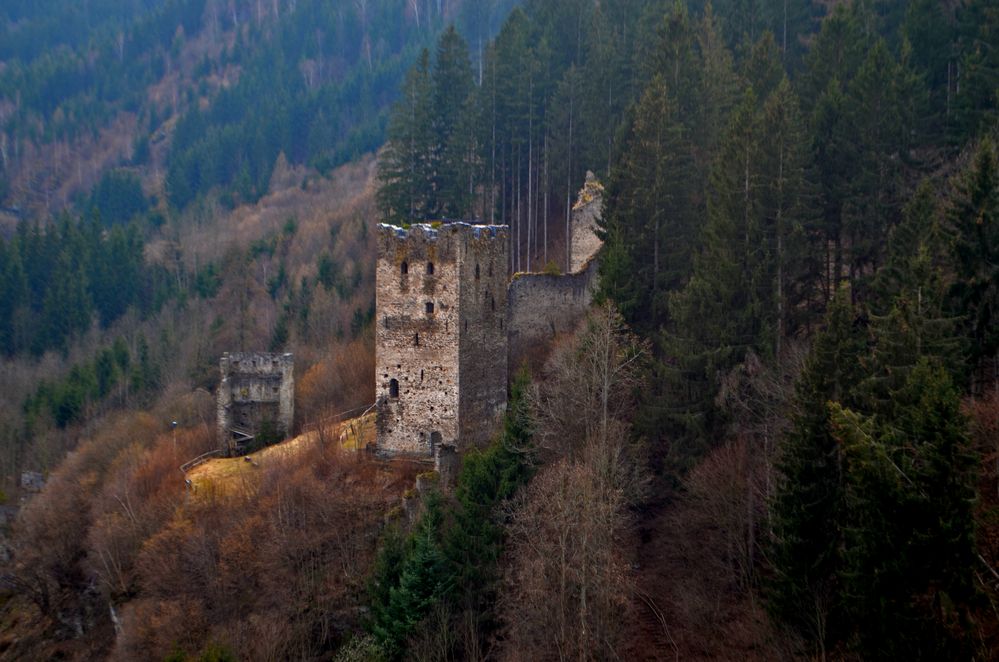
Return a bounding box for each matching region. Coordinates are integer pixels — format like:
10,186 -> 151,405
507,171 -> 604,372
375,175 -> 602,460
217,352 -> 294,456
375,223 -> 509,458
569,171 -> 605,273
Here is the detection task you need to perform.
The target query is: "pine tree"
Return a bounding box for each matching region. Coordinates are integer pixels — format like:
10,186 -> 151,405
948,136 -> 999,392
377,49 -> 433,224
431,26 -> 475,219
842,39 -> 913,288
832,360 -> 977,658
598,74 -> 694,329
769,288 -> 867,651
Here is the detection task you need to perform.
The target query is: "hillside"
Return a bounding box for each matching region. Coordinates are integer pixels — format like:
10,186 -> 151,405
1,0 -> 999,660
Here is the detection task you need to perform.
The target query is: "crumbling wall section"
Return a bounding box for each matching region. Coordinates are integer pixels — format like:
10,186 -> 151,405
569,171 -> 605,273
217,352 -> 294,455
509,172 -> 604,373
507,257 -> 600,373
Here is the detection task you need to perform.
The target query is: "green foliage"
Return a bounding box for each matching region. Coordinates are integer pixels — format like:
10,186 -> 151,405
367,371 -> 534,659
369,491 -> 450,657
768,289 -> 867,646
23,336 -> 148,428
86,169 -> 149,226
947,136 -> 999,383
0,216 -> 171,356
832,361 -> 977,658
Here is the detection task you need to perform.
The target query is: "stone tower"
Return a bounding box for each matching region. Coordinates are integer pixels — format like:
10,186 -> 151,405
375,222 -> 509,458
217,352 -> 294,456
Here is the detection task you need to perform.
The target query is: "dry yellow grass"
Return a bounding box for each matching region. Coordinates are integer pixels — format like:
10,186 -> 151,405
186,411 -> 376,497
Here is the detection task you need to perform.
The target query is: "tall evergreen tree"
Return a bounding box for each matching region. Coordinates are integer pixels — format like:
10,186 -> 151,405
598,74 -> 694,329
832,360 -> 977,658
431,26 -> 475,219
377,49 -> 433,224
769,288 -> 867,651
947,136 -> 999,392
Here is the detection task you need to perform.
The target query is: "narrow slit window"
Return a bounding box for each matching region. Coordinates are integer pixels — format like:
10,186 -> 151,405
426,301 -> 434,315
401,261 -> 408,275
426,262 -> 435,275
475,263 -> 480,279
389,379 -> 399,398
414,332 -> 419,346
490,294 -> 495,311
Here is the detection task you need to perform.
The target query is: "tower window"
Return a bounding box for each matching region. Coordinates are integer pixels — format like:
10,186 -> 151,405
414,332 -> 419,346
389,379 -> 399,398
490,294 -> 495,311
426,262 -> 435,275
475,263 -> 480,279
426,301 -> 434,315
401,261 -> 408,275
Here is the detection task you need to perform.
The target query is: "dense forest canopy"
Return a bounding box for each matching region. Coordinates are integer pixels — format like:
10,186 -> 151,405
0,0 -> 998,660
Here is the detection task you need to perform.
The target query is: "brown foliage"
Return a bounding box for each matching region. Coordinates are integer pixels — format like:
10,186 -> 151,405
296,336 -> 375,426
116,444 -> 405,661
499,457 -> 633,661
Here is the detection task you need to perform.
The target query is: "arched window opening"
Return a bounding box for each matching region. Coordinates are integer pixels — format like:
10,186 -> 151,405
389,379 -> 399,398
426,262 -> 435,275
401,261 -> 408,275
430,431 -> 442,454
426,301 -> 434,315
414,333 -> 419,346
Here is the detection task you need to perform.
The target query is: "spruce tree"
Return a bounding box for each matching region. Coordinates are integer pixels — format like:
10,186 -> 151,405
598,74 -> 694,329
948,136 -> 999,392
377,50 -> 433,224
769,288 -> 867,650
431,26 -> 475,219
833,360 -> 977,658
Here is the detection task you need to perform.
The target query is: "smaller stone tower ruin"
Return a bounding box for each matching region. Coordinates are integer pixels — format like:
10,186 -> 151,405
375,222 -> 509,459
217,352 -> 294,456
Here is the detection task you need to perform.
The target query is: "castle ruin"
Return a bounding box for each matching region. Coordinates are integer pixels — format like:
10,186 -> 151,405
375,223 -> 509,458
375,173 -> 604,460
217,352 -> 294,456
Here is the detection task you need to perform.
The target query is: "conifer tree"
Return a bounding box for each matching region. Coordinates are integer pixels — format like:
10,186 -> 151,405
377,49 -> 433,224
598,74 -> 693,329
832,360 -> 977,658
948,136 -> 999,392
431,26 -> 475,219
769,288 -> 866,650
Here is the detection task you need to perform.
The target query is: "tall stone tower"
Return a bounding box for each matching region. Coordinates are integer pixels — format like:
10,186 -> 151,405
375,222 -> 509,458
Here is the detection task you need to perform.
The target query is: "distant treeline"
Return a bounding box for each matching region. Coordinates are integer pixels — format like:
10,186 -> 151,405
0,216 -> 173,356
0,0 -> 520,212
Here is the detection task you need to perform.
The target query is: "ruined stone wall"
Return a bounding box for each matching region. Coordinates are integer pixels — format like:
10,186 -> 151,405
508,172 -> 604,373
458,225 -> 509,449
507,256 -> 600,373
217,352 -> 294,455
375,224 -> 461,456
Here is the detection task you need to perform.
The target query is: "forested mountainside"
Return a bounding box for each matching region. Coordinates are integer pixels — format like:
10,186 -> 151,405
1,0 -> 998,660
